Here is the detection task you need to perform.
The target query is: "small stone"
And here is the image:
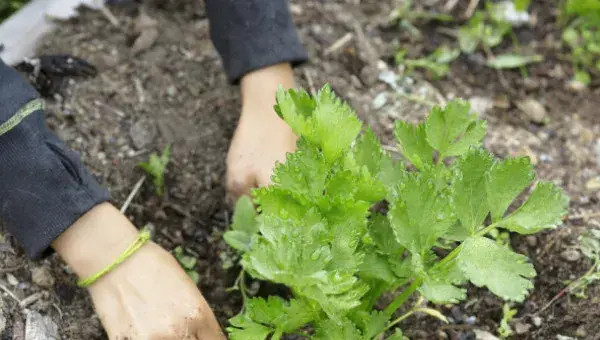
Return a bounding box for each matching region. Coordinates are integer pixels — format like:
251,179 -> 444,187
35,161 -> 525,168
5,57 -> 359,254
372,92 -> 388,109
575,325 -> 587,338
437,330 -> 449,339
7,273 -> 19,286
473,329 -> 499,340
561,249 -> 581,262
25,310 -> 60,340
526,236 -> 538,247
514,322 -> 531,334
31,267 -> 55,288
469,96 -> 494,117
522,77 -> 540,90
166,85 -> 178,97
97,152 -> 106,161
0,313 -> 6,333
532,316 -> 543,327
129,120 -> 157,150
585,177 -> 600,192
516,98 -> 548,124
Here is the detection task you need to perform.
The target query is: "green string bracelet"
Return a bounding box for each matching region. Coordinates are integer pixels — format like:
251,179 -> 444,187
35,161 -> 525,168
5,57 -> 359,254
77,227 -> 152,288
0,98 -> 44,136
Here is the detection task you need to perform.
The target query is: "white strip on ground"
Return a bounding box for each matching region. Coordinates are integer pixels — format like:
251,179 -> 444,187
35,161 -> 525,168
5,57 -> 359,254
0,0 -> 104,65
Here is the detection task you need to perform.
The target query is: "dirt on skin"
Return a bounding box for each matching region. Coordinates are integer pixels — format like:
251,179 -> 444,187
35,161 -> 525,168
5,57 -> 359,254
0,0 -> 599,339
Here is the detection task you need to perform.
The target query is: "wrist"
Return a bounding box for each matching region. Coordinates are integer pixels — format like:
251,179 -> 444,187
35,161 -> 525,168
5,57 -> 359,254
240,63 -> 296,112
52,203 -> 142,281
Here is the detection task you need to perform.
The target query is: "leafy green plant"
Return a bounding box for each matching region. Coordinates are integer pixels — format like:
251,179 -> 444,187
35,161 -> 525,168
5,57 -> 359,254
138,145 -> 171,196
561,0 -> 600,85
498,303 -> 517,338
0,0 -> 28,21
223,84 -> 569,339
395,46 -> 460,79
173,246 -> 200,284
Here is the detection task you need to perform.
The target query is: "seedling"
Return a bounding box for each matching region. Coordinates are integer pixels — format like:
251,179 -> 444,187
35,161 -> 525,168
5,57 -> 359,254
138,144 -> 171,196
560,0 -> 600,86
173,246 -> 200,284
396,46 -> 460,79
222,84 -> 569,339
498,303 -> 517,338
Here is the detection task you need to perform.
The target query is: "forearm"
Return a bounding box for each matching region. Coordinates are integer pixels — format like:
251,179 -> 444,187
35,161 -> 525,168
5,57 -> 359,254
204,0 -> 308,84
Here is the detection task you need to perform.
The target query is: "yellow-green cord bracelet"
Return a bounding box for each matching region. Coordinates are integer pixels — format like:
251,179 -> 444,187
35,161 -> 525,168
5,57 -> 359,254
77,227 -> 152,288
0,99 -> 45,136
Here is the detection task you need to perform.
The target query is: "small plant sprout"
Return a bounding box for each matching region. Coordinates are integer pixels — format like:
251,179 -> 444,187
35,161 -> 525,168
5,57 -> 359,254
138,144 -> 171,196
223,84 -> 569,339
173,246 -> 200,284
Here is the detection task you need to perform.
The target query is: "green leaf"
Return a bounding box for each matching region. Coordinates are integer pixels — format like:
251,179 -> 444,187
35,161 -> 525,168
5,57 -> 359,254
394,121 -> 434,169
368,213 -> 404,256
514,0 -> 531,11
419,279 -> 466,304
425,99 -> 483,158
458,13 -> 484,53
389,173 -> 454,254
227,314 -> 272,340
458,236 -> 536,302
358,251 -> 398,284
138,144 -> 171,196
503,182 -> 569,234
271,142 -> 328,199
349,310 -> 389,338
313,85 -> 363,162
274,87 -> 315,137
485,157 -> 535,222
486,54 -> 544,69
224,196 -> 259,252
353,127 -> 384,175
453,149 -> 494,234
579,229 -> 600,260
314,318 -> 363,340
244,296 -> 315,334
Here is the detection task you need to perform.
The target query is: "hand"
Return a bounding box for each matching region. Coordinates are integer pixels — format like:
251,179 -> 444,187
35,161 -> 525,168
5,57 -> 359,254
53,203 -> 225,340
226,63 -> 298,203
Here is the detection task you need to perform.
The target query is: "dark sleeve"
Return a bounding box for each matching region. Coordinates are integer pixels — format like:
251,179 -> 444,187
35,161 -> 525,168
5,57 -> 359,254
204,0 -> 309,84
0,59 -> 110,260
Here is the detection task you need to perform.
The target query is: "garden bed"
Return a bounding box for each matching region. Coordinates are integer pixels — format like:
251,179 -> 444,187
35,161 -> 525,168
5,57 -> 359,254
0,0 -> 598,339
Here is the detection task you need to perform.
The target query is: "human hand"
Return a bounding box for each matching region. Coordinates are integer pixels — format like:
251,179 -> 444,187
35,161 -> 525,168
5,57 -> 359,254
226,63 -> 298,203
53,204 -> 225,340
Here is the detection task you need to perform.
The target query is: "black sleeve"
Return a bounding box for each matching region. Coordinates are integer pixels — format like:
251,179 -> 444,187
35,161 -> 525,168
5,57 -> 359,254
204,0 -> 309,84
0,59 -> 110,259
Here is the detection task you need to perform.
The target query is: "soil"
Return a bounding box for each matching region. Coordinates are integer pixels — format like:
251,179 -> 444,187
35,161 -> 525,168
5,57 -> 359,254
0,0 -> 599,339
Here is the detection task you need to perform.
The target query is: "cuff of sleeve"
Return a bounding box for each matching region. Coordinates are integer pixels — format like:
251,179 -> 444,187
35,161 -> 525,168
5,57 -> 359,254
1,129 -> 111,260
206,0 -> 309,84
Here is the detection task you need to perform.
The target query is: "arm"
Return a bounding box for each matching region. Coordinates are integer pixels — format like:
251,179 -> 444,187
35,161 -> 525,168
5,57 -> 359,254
0,60 -> 224,339
205,0 -> 307,201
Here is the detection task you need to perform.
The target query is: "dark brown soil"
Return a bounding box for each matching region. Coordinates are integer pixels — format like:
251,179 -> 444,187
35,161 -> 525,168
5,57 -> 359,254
0,0 -> 598,339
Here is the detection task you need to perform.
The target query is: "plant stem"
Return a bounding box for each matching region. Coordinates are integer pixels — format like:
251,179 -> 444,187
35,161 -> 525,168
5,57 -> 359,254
384,278 -> 422,317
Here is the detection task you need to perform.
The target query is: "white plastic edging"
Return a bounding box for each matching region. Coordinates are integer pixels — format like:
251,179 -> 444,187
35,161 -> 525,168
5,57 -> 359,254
0,0 -> 104,65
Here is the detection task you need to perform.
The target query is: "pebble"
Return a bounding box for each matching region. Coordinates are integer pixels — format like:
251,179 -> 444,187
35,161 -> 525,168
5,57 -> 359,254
437,330 -> 449,339
576,325 -> 587,338
516,98 -> 548,124
25,310 -> 60,340
129,120 -> 157,150
31,267 -> 55,288
469,96 -> 494,117
561,249 -> 581,262
532,316 -> 543,327
585,177 -> 600,192
7,273 -> 19,286
372,92 -> 388,109
0,313 -> 5,333
526,236 -> 538,247
514,321 -> 531,334
473,329 -> 499,340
